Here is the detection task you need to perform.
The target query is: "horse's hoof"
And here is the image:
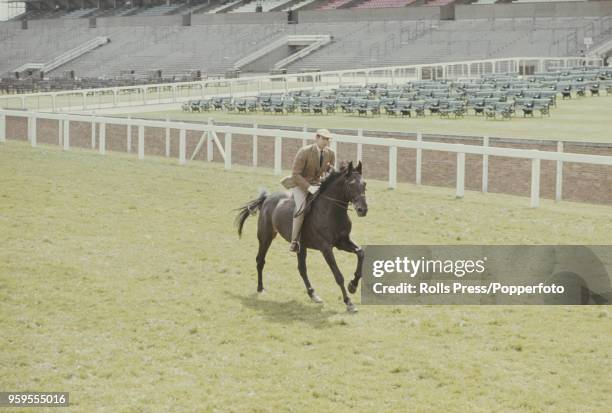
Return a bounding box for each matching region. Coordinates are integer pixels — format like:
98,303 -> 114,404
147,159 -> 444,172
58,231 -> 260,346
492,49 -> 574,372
348,281 -> 357,294
310,293 -> 323,304
346,303 -> 358,313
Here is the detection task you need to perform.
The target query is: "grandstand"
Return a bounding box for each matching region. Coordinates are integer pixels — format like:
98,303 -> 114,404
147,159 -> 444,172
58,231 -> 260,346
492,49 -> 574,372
0,0 -> 610,84
6,0 -> 612,20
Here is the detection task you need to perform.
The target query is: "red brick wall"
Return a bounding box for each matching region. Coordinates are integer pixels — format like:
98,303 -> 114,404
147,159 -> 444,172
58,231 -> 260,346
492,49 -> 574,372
6,117 -> 611,205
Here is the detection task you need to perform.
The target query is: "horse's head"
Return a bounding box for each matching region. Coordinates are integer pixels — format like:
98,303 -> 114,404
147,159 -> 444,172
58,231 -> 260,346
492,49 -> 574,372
341,161 -> 368,217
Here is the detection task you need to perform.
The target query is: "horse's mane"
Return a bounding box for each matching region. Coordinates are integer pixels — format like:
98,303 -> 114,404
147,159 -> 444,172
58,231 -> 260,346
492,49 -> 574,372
319,161 -> 364,194
318,168 -> 346,194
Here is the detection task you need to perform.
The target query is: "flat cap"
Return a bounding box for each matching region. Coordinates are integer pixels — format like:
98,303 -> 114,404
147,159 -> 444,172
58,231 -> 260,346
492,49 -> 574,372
316,128 -> 332,139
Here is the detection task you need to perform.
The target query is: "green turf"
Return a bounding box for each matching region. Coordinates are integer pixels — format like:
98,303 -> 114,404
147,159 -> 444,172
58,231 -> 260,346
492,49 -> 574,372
1,141 -> 611,412
135,93 -> 612,143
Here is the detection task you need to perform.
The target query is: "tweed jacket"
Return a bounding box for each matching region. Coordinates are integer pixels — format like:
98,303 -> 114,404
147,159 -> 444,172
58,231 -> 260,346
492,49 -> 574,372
281,143 -> 335,191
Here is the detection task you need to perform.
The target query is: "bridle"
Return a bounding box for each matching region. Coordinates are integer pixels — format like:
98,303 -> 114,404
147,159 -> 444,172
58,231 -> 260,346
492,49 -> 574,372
318,173 -> 365,212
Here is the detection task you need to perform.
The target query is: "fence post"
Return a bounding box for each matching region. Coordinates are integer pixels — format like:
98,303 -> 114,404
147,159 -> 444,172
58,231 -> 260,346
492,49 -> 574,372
356,128 -> 363,164
26,115 -> 31,143
91,115 -> 96,149
456,152 -> 465,198
252,123 -> 258,167
0,113 -> 5,143
138,125 -> 144,160
416,132 -> 422,185
63,119 -> 70,151
99,123 -> 106,155
179,128 -> 186,165
302,125 -> 308,147
555,141 -> 563,202
330,139 -> 338,169
225,132 -> 232,170
165,117 -> 170,157
30,114 -> 37,147
389,145 -> 397,189
207,118 -> 213,162
58,118 -> 63,146
531,157 -> 541,208
127,116 -> 132,153
274,135 -> 282,175
482,136 -> 489,193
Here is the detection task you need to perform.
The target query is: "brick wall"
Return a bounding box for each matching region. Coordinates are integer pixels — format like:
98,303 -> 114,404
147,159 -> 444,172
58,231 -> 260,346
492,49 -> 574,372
5,117 -> 611,205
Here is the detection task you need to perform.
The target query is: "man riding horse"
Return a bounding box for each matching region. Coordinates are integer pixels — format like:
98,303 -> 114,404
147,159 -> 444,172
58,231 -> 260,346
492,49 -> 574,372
235,129 -> 368,312
281,128 -> 335,253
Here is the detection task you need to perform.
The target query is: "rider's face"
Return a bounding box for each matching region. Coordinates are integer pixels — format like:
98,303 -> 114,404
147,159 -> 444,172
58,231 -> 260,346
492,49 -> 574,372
316,135 -> 330,149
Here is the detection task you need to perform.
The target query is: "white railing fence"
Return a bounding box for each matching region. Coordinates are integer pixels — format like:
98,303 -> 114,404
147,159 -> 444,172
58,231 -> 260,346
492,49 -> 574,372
0,56 -> 602,112
2,109 -> 611,208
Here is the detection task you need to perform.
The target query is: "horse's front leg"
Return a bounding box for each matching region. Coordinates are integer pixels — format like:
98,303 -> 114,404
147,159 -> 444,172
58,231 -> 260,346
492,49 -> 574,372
320,247 -> 356,313
336,238 -> 364,295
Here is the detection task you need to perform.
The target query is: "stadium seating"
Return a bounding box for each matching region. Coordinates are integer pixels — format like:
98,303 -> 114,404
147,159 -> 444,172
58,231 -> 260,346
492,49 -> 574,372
61,8 -> 98,19
47,23 -> 290,79
136,4 -> 183,16
356,0 -> 416,9
318,0 -> 354,10
512,0 -> 587,3
178,67 -> 612,121
1,5 -> 610,80
281,0 -> 319,11
205,0 -> 243,13
231,0 -> 294,13
284,17 -> 608,72
423,0 -> 455,6
117,7 -> 141,17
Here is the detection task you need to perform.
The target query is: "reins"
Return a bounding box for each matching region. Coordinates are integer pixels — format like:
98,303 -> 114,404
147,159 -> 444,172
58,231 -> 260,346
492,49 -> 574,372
319,194 -> 352,211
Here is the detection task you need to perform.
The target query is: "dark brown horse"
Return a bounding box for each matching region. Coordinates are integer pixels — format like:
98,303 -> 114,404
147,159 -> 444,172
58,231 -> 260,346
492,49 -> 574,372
235,161 -> 368,313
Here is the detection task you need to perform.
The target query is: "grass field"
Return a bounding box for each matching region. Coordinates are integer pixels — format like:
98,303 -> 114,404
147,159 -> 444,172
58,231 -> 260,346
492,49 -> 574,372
1,141 -> 611,412
135,93 -> 612,143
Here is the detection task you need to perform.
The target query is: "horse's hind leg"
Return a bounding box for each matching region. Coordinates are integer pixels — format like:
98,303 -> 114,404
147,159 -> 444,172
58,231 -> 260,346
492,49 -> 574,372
256,226 -> 275,293
297,248 -> 322,304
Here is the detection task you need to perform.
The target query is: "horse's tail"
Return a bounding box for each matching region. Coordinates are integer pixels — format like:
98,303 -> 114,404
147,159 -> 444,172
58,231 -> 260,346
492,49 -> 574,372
235,189 -> 269,238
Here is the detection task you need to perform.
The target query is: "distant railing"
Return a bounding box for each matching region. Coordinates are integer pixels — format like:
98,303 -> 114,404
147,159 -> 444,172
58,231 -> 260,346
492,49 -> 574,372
2,108 -> 611,208
43,37 -> 110,74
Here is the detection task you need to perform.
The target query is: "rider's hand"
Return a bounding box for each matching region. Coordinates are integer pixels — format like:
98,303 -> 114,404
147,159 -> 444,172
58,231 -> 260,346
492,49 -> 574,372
307,185 -> 319,195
